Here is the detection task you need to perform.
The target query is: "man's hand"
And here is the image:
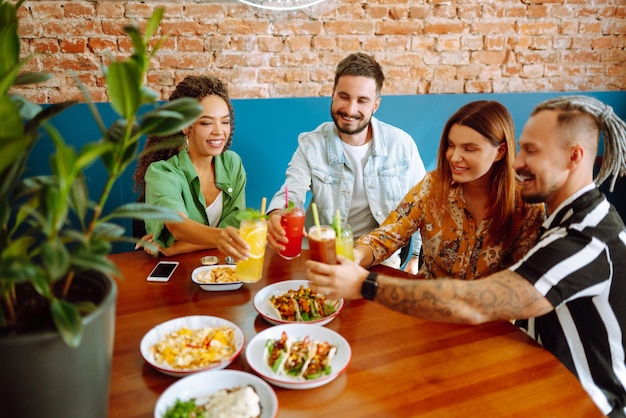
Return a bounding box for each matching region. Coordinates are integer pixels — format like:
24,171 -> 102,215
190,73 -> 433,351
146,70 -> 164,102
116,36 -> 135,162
306,256 -> 368,300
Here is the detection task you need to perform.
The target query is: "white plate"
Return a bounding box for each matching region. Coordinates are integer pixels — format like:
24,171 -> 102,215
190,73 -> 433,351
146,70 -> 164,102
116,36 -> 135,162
253,280 -> 343,326
245,323 -> 351,390
140,315 -> 245,377
191,265 -> 243,291
154,369 -> 278,418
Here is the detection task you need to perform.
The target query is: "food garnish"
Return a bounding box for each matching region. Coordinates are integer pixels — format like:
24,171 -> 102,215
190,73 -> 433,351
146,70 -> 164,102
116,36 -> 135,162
269,285 -> 338,322
151,326 -> 237,370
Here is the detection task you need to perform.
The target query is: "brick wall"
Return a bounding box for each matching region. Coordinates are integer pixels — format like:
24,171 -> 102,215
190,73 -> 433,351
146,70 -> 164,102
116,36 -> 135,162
12,0 -> 626,103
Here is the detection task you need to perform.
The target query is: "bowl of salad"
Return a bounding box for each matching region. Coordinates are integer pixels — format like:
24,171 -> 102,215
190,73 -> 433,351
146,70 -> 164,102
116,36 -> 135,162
154,369 -> 278,418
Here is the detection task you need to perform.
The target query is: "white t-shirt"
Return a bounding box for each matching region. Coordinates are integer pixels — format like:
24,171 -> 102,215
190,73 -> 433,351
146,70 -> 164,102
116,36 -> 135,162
205,191 -> 223,227
341,141 -> 378,238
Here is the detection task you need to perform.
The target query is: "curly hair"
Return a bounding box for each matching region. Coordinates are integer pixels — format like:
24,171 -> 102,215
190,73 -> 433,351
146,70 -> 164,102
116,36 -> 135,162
133,75 -> 235,201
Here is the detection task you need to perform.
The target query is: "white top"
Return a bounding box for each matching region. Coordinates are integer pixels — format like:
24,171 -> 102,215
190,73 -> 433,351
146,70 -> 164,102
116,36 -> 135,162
205,191 -> 224,227
341,140 -> 378,238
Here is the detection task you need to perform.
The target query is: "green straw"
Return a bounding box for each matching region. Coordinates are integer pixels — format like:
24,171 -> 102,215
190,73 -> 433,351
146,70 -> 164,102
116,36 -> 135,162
311,202 -> 321,232
335,209 -> 341,237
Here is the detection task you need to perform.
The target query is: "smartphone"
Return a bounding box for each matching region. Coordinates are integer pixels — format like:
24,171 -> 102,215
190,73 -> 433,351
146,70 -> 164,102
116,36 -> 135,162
147,261 -> 179,282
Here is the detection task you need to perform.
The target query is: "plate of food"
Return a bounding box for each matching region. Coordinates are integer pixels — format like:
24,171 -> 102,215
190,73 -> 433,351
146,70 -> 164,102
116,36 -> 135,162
245,323 -> 351,390
253,280 -> 343,326
140,315 -> 245,377
192,265 -> 243,291
154,369 -> 278,418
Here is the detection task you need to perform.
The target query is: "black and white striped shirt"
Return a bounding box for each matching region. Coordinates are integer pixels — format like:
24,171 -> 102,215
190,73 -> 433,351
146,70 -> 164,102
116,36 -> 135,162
511,184 -> 626,418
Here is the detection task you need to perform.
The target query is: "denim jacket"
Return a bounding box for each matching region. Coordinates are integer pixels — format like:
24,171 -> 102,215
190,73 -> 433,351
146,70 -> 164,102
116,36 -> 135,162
268,117 -> 426,238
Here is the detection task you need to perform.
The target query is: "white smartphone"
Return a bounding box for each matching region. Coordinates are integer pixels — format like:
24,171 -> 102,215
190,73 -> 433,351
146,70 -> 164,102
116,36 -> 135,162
147,261 -> 179,282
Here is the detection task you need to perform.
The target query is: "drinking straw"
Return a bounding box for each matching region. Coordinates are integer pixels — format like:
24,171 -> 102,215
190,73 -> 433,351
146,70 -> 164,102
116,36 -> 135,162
335,209 -> 342,237
285,186 -> 289,208
311,202 -> 321,231
261,197 -> 267,215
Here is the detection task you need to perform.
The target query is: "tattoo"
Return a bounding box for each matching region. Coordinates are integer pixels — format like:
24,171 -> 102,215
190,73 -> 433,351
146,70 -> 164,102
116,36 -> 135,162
375,270 -> 551,323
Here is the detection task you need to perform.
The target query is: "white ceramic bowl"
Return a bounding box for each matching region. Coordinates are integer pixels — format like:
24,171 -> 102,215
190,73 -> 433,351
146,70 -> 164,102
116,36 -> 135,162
154,369 -> 278,418
245,323 -> 351,390
253,280 -> 343,326
140,315 -> 245,377
191,265 -> 243,291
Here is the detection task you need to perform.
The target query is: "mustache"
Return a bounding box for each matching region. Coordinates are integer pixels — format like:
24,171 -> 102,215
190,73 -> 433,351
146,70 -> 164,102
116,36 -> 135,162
336,111 -> 362,120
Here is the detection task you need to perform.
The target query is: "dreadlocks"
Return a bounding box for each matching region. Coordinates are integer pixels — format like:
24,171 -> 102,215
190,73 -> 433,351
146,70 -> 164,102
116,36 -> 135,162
532,95 -> 626,192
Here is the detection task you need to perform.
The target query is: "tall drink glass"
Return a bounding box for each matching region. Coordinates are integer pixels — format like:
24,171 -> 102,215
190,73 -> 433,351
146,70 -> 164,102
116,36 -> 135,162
308,225 -> 337,264
335,222 -> 354,260
279,204 -> 305,260
235,218 -> 268,283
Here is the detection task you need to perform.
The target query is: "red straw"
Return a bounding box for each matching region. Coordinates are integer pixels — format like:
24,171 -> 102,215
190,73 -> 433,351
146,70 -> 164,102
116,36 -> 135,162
285,186 -> 289,208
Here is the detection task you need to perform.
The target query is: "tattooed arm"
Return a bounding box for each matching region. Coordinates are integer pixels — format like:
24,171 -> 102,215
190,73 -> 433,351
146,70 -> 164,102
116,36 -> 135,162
375,270 -> 553,324
306,257 -> 553,324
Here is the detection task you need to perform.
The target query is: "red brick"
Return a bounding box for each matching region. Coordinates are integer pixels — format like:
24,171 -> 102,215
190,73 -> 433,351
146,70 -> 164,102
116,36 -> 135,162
60,38 -> 86,53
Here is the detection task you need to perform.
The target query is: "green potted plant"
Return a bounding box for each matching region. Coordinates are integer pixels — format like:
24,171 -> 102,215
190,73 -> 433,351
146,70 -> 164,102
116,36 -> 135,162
0,2 -> 202,417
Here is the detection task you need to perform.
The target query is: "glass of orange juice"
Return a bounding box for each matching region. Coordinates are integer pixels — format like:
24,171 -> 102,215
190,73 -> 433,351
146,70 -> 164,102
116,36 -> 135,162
235,218 -> 268,283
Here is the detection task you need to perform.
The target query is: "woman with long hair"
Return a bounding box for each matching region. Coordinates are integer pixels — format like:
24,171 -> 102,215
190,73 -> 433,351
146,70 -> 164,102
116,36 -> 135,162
355,100 -> 545,279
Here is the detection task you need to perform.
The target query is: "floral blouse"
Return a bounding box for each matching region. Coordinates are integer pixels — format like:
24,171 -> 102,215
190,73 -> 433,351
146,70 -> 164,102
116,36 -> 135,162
357,172 -> 546,280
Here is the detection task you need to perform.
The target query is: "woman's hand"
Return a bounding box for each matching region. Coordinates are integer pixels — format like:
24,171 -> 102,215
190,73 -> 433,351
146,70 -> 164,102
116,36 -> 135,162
216,225 -> 250,262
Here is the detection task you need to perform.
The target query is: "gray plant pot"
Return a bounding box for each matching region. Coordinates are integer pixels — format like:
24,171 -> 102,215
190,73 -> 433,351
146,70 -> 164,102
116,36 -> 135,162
0,272 -> 117,418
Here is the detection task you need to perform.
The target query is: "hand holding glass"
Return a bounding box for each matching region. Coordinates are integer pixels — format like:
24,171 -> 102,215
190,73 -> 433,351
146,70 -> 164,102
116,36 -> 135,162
278,204 -> 305,260
308,225 -> 337,264
235,219 -> 268,283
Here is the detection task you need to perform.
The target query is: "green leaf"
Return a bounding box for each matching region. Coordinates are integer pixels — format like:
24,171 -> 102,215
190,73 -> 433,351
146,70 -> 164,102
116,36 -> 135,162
235,208 -> 268,222
41,237 -> 70,282
51,298 -> 83,348
13,71 -> 52,86
144,7 -> 164,43
139,98 -> 203,136
70,253 -> 120,279
139,86 -> 158,106
0,95 -> 23,142
106,60 -> 142,120
101,202 -> 183,222
124,25 -> 145,59
68,173 -> 88,225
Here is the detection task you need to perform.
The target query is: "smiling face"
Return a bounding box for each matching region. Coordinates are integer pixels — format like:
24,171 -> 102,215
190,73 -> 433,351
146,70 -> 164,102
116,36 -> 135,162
514,110 -> 573,212
330,75 -> 380,138
186,95 -> 231,158
445,123 -> 505,185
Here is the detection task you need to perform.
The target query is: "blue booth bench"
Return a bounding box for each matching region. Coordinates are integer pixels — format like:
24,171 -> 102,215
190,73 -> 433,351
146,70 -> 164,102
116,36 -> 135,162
32,91 -> 626,252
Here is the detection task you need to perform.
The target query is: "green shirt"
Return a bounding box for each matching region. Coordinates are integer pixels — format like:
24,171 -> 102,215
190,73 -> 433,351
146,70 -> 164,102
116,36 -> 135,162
144,148 -> 246,248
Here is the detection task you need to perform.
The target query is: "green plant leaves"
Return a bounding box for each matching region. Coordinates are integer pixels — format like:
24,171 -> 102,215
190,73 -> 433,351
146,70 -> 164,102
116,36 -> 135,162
140,98 -> 203,136
106,60 -> 142,120
0,4 -> 201,347
51,298 -> 83,348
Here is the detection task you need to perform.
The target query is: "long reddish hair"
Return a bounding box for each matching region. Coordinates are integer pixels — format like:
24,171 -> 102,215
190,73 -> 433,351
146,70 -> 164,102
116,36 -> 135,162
434,100 -> 520,248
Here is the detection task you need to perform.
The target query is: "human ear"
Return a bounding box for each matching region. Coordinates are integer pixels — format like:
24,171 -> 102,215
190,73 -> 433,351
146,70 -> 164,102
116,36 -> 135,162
494,142 -> 507,161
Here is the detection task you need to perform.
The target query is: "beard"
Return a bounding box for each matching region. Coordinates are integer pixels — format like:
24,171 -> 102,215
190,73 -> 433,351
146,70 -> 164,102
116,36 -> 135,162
520,191 -> 547,204
330,106 -> 371,136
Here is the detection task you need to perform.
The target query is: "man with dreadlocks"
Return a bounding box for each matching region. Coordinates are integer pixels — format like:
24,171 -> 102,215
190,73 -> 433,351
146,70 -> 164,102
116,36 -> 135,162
306,95 -> 626,417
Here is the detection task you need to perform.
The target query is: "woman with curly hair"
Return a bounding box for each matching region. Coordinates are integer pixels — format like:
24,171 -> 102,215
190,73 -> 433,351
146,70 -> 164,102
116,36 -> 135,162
133,75 -> 248,257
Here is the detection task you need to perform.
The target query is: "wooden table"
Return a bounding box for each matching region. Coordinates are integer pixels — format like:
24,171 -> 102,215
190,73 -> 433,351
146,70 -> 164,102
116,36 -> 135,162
108,249 -> 602,418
